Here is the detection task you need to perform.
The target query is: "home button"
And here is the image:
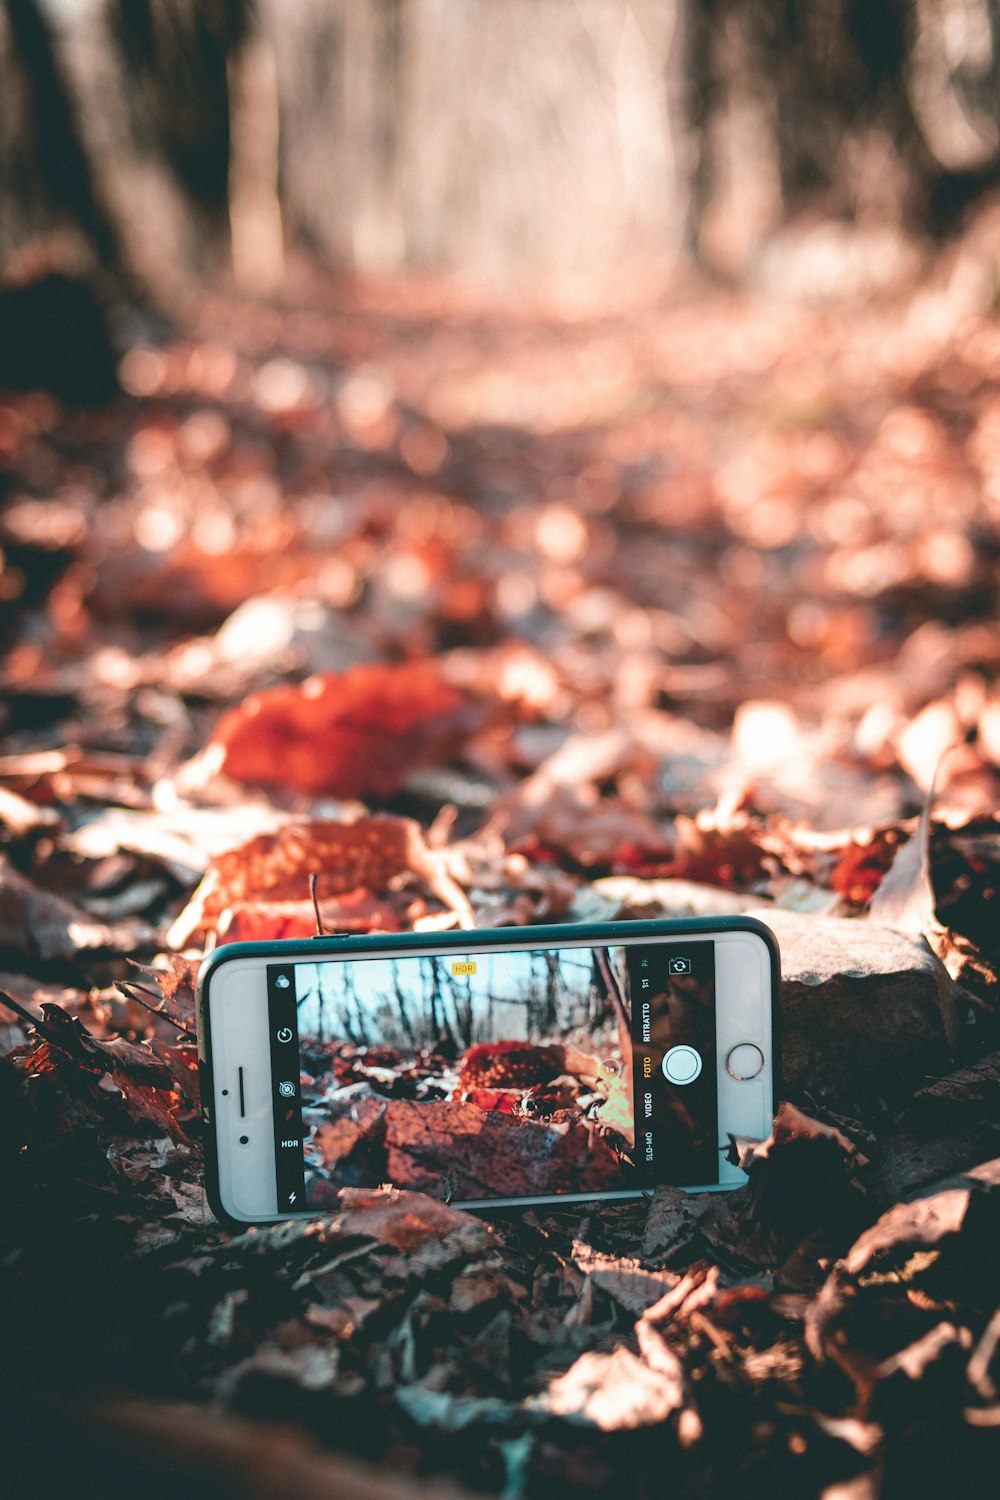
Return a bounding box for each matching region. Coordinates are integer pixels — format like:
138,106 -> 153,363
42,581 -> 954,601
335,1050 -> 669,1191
726,1043 -> 764,1080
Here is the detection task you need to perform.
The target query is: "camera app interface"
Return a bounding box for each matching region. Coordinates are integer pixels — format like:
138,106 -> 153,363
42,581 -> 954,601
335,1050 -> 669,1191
265,940 -> 718,1211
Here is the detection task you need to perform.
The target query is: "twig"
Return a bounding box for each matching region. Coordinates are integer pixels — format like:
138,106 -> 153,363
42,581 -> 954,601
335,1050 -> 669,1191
0,990 -> 40,1030
114,982 -> 196,1041
309,871 -> 326,936
595,946 -> 631,1060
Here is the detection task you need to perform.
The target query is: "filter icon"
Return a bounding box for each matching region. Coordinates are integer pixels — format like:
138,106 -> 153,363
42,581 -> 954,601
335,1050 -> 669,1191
275,974 -> 291,989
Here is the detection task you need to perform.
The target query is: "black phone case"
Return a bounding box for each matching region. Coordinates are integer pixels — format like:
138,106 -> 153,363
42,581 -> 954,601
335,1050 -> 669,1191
196,914 -> 782,1230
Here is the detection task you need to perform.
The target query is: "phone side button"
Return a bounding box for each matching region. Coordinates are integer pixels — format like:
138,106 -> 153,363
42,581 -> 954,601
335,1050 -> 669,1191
726,1043 -> 764,1081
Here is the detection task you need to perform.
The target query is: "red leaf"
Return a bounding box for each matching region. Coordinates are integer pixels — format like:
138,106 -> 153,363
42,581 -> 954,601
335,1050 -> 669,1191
207,661 -> 476,798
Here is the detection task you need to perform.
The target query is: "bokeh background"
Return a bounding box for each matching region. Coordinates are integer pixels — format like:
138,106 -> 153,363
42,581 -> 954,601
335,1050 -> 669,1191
8,0 -> 1000,295
4,1 -> 1000,849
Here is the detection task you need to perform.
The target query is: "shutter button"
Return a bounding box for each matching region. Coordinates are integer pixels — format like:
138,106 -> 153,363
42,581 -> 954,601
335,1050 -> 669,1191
661,1045 -> 702,1085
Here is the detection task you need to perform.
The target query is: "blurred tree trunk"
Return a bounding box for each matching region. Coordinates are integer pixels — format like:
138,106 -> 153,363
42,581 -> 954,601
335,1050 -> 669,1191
227,30 -> 284,293
0,0 -> 121,269
0,0 -> 250,302
106,0 -> 246,224
689,0 -> 1000,282
94,0 -> 249,292
5,0 -> 1000,301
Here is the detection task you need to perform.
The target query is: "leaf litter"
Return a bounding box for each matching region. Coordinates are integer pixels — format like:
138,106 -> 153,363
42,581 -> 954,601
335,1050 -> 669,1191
3,272 -> 1000,1495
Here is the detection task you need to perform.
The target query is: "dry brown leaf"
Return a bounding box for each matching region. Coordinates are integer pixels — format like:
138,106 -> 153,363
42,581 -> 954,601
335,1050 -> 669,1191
508,784 -> 674,871
216,893 -> 408,942
868,769 -> 938,935
0,854 -> 140,961
641,1183 -> 713,1261
842,1184 -> 977,1276
0,784 -> 62,836
587,1268 -> 679,1316
737,1101 -> 867,1173
874,1321 -> 972,1383
334,1185 -> 493,1255
6,998 -> 186,1141
668,808 -> 778,889
380,1098 -> 623,1200
542,1345 -> 686,1430
167,815 -> 473,946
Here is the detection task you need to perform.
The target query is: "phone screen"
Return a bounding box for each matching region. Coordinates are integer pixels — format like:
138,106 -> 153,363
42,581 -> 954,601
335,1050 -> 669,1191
265,940 -> 719,1210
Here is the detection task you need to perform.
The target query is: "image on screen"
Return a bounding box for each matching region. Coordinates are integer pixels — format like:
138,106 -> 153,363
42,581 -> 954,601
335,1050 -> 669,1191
266,940 -> 717,1209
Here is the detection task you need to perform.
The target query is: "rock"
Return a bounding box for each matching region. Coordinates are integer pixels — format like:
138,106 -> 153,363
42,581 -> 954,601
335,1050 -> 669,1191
754,909 -> 959,1115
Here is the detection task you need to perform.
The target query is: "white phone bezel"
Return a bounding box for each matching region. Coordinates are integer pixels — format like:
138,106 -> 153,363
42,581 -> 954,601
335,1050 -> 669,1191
207,929 -> 773,1222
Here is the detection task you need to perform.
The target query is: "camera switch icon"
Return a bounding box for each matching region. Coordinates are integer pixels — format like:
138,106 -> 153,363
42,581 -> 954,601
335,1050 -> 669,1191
669,956 -> 692,975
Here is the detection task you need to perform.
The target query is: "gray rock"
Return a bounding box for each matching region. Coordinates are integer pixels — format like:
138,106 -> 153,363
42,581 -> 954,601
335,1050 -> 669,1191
753,909 -> 958,1115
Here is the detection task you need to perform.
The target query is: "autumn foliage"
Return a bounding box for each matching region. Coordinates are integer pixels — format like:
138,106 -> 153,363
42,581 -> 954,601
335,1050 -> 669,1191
3,267 -> 1000,1496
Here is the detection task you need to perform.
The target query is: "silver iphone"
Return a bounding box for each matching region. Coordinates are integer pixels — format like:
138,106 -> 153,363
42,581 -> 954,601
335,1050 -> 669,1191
196,917 -> 779,1227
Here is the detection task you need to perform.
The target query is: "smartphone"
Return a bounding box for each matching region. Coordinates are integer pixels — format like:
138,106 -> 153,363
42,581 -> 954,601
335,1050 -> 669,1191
196,916 -> 779,1227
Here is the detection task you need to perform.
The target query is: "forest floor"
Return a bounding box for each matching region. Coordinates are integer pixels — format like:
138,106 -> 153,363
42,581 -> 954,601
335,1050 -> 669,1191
3,263 -> 1000,1498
